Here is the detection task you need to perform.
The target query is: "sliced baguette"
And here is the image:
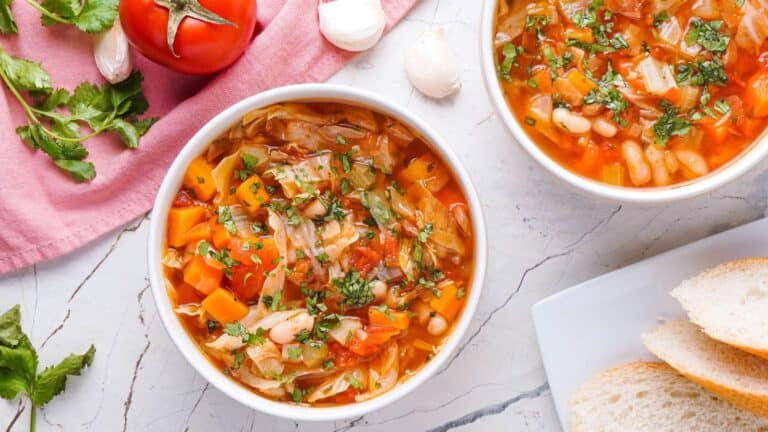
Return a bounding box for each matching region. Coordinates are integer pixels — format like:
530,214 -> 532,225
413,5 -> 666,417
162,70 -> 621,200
569,362 -> 768,432
642,320 -> 768,419
671,257 -> 768,360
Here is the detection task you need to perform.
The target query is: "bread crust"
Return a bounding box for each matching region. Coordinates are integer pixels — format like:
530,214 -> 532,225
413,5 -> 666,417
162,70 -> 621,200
672,257 -> 768,360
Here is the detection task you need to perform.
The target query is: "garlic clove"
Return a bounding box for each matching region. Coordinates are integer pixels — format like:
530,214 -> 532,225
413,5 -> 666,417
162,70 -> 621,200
318,0 -> 387,52
405,28 -> 461,99
94,20 -> 132,84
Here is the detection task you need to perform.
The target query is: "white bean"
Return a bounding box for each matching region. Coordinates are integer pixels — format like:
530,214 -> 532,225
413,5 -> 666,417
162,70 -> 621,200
592,117 -> 618,137
644,144 -> 671,186
674,148 -> 709,179
621,140 -> 652,186
552,108 -> 592,134
413,301 -> 432,326
269,313 -> 315,344
427,315 -> 447,336
371,280 -> 387,301
664,150 -> 680,173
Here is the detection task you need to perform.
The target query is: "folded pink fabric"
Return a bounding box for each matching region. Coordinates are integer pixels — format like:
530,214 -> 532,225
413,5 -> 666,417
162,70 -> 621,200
0,0 -> 417,274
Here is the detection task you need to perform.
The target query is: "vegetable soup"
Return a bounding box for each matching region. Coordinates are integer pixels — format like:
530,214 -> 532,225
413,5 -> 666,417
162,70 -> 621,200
162,101 -> 474,405
493,0 -> 768,187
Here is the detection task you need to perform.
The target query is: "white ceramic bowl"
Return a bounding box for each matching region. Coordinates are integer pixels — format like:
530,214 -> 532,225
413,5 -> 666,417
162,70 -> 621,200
147,84 -> 487,421
480,0 -> 768,204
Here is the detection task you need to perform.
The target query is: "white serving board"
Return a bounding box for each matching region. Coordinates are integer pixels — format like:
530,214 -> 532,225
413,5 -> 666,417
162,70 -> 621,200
532,217 -> 768,431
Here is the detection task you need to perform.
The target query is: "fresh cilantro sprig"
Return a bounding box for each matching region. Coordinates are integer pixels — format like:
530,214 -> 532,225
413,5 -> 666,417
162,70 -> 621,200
0,48 -> 157,182
0,305 -> 96,432
686,18 -> 730,54
653,101 -> 691,145
0,0 -> 117,35
497,43 -> 523,82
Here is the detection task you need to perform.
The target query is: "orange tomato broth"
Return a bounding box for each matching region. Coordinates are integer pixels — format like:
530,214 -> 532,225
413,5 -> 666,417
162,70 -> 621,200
493,0 -> 768,187
162,101 -> 474,406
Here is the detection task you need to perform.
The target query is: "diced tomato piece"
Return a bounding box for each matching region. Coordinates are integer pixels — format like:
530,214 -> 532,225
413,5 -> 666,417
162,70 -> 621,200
381,231 -> 399,267
349,246 -> 382,277
329,342 -> 363,368
287,258 -> 314,286
332,388 -> 358,404
228,264 -> 264,301
347,326 -> 400,357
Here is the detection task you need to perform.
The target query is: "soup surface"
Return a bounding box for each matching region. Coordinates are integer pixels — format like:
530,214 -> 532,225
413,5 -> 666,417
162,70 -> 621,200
493,0 -> 768,187
162,101 -> 474,405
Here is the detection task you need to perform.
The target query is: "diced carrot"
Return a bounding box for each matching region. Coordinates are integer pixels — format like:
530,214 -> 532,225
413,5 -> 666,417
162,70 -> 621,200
566,70 -> 597,95
398,154 -> 451,193
183,255 -> 223,295
256,237 -> 280,273
745,70 -> 768,118
368,307 -> 410,330
529,68 -> 552,93
167,206 -> 207,248
182,221 -> 211,245
347,326 -> 400,357
413,339 -> 434,352
209,216 -> 232,249
235,174 -> 271,213
663,86 -> 681,103
183,156 -> 217,201
565,27 -> 593,44
201,288 -> 248,323
429,281 -> 464,321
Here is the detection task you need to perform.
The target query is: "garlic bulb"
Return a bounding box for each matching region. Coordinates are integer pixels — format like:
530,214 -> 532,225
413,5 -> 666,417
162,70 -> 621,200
405,28 -> 461,99
318,0 -> 387,52
94,21 -> 131,84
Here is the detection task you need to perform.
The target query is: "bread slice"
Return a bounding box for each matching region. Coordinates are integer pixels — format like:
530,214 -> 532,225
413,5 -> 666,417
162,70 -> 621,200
642,320 -> 768,419
671,257 -> 768,360
569,362 -> 768,432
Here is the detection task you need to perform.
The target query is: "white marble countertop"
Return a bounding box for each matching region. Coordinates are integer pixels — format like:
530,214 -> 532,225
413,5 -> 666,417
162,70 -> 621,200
2,1 -> 768,431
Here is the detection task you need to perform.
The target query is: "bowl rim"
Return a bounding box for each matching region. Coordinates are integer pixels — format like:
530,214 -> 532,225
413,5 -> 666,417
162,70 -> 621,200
146,83 -> 488,421
480,0 -> 768,204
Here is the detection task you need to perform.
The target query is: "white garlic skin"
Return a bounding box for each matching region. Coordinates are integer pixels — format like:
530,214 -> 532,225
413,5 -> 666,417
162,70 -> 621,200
94,21 -> 131,84
405,28 -> 461,99
318,0 -> 387,52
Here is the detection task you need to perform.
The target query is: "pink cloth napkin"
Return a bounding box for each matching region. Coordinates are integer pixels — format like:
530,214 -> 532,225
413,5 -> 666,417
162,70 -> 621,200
0,0 -> 417,274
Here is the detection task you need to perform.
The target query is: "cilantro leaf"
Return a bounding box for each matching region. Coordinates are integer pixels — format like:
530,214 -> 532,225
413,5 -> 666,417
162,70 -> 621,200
0,0 -> 17,34
31,345 -> 95,406
497,43 -> 523,81
653,102 -> 691,145
686,18 -> 730,54
0,54 -> 156,182
0,50 -> 51,93
39,0 -> 116,33
333,270 -> 374,309
0,304 -> 22,346
0,368 -> 28,399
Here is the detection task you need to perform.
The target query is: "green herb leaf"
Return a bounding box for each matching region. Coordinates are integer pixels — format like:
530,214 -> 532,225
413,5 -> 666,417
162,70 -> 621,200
0,50 -> 51,92
686,18 -> 730,54
39,0 -> 117,33
0,305 -> 22,346
31,345 -> 95,406
497,43 -> 524,81
0,0 -> 17,34
333,270 -> 374,309
653,101 -> 691,145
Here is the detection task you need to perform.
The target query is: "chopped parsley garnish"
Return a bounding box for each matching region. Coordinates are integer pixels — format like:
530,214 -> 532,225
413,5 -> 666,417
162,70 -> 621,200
498,43 -> 524,81
312,314 -> 341,341
320,193 -> 346,222
417,223 -> 433,243
208,248 -> 240,275
345,373 -> 364,390
653,101 -> 691,145
224,323 -> 267,345
206,320 -> 218,333
686,18 -> 730,54
543,46 -> 572,78
652,11 -> 669,28
322,359 -> 335,370
216,206 -> 237,234
676,59 -> 728,87
333,270 -> 374,309
286,346 -> 302,359
335,134 -> 347,145
583,64 -> 629,125
567,0 -> 626,53
714,99 -> 731,115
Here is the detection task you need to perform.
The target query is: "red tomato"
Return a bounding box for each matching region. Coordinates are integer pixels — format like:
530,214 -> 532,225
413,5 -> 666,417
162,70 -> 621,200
119,0 -> 258,74
228,263 -> 263,301
349,246 -> 381,277
347,326 -> 400,357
